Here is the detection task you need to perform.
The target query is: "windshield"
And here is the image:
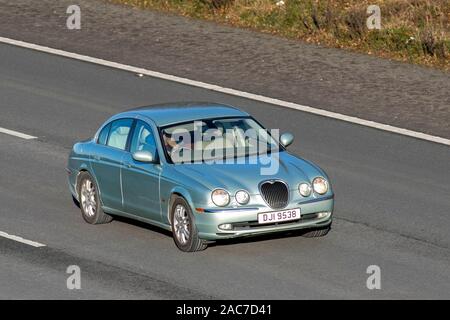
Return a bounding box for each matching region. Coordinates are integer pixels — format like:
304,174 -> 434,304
160,117 -> 281,164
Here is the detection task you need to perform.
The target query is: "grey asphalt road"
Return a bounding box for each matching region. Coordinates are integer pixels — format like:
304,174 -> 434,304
0,43 -> 449,299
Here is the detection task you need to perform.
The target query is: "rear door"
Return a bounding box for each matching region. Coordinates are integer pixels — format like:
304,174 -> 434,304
90,118 -> 134,210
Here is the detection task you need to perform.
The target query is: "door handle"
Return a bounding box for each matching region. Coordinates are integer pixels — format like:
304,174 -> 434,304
123,162 -> 131,168
93,155 -> 100,161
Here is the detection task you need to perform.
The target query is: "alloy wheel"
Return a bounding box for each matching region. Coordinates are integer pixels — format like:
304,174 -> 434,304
80,178 -> 97,217
173,204 -> 190,245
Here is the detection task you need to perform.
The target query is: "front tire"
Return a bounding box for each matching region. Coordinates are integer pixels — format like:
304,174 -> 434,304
77,171 -> 112,225
170,196 -> 207,252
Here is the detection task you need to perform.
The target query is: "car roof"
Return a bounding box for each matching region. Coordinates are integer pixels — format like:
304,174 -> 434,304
118,102 -> 249,127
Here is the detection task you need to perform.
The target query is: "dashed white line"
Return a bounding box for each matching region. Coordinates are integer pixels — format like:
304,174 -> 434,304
0,127 -> 37,140
0,231 -> 46,248
0,36 -> 449,147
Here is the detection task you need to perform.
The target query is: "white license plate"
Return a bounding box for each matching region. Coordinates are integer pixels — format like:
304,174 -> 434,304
257,208 -> 301,224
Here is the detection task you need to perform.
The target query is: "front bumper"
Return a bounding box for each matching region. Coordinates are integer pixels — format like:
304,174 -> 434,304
195,196 -> 334,240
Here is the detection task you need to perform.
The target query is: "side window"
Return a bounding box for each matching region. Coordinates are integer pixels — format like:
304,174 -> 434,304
130,120 -> 157,155
97,123 -> 111,145
106,118 -> 133,151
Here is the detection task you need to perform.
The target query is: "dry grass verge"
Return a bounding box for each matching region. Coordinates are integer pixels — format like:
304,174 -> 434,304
110,0 -> 449,70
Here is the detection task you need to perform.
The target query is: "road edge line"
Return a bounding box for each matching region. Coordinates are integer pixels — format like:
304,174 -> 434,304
1,36 -> 449,147
0,231 -> 46,248
0,127 -> 37,140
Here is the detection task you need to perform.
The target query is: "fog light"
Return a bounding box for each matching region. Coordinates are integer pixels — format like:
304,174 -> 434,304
317,212 -> 331,219
218,223 -> 233,230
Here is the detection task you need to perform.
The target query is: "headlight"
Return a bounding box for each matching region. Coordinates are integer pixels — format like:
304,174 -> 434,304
298,183 -> 312,197
312,177 -> 328,195
235,190 -> 250,205
211,189 -> 230,207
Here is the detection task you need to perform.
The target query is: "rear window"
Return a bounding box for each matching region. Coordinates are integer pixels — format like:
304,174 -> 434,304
106,119 -> 133,151
97,123 -> 111,145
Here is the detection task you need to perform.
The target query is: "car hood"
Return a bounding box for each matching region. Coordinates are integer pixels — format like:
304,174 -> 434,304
171,151 -> 324,194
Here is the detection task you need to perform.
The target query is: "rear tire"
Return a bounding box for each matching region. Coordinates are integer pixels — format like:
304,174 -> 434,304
170,196 -> 207,252
72,194 -> 80,208
77,171 -> 113,225
301,225 -> 331,238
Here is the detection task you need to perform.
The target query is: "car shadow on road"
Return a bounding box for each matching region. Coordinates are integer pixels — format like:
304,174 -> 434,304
210,229 -> 319,248
70,196 -> 174,238
111,213 -> 322,248
111,215 -> 174,238
70,197 -> 326,249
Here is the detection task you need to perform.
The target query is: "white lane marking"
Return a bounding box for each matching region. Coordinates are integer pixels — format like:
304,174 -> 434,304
1,36 -> 449,147
0,127 -> 37,140
0,231 -> 46,247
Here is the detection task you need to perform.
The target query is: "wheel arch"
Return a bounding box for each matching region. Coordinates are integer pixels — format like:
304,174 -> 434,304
75,167 -> 104,207
167,187 -> 196,226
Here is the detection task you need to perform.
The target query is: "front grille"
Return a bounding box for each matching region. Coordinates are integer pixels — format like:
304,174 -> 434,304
259,180 -> 289,209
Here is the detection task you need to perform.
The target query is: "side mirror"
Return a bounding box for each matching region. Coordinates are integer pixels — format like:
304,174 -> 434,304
280,132 -> 294,148
132,150 -> 157,163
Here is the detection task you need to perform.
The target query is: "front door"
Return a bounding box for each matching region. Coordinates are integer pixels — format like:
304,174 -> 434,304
121,120 -> 162,222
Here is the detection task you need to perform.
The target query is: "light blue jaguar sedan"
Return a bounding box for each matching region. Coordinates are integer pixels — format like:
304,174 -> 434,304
67,103 -> 334,252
